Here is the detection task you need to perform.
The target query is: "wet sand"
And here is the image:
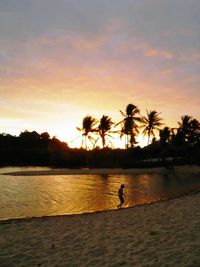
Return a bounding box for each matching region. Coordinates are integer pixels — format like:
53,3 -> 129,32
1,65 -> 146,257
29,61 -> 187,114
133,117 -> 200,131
0,191 -> 200,267
1,165 -> 200,266
4,164 -> 200,176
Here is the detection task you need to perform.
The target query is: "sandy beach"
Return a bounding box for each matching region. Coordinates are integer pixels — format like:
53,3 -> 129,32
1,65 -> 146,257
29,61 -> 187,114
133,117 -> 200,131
1,165 -> 200,266
0,190 -> 200,267
4,165 -> 200,176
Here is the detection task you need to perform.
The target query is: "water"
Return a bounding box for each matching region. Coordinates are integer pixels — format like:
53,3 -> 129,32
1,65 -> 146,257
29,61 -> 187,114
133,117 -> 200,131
0,167 -> 200,221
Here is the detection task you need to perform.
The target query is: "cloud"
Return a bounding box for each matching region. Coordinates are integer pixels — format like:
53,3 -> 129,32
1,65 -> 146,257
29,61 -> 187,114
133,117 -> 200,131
1,0 -> 199,46
0,0 -> 199,139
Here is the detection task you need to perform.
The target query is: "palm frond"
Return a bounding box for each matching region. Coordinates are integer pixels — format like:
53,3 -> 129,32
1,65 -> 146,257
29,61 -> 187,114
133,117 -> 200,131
119,110 -> 126,117
107,134 -> 115,139
70,135 -> 81,143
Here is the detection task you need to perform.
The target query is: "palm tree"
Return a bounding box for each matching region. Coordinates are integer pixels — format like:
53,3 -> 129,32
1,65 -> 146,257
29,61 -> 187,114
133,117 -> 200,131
178,115 -> 192,132
141,110 -> 164,145
177,115 -> 193,144
97,115 -> 114,148
189,119 -> 200,145
178,116 -> 200,144
76,115 -> 97,150
117,104 -> 141,148
159,126 -> 171,147
190,118 -> 200,131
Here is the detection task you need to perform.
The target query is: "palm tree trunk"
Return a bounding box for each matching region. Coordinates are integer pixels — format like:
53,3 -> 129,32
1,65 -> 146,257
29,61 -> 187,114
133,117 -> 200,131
125,135 -> 128,149
84,136 -> 89,167
85,136 -> 88,150
148,132 -> 150,145
102,135 -> 105,148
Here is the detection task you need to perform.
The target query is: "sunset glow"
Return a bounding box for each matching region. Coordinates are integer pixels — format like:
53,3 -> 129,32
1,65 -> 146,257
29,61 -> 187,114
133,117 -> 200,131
0,0 -> 199,148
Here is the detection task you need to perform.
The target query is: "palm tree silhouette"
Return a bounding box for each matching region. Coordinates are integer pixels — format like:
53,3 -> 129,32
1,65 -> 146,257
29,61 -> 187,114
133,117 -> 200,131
190,118 -> 200,131
178,115 -> 192,131
189,119 -> 200,144
177,115 -> 192,144
76,115 -> 97,150
141,110 -> 164,145
97,115 -> 114,148
178,116 -> 200,144
159,126 -> 171,147
117,104 -> 141,148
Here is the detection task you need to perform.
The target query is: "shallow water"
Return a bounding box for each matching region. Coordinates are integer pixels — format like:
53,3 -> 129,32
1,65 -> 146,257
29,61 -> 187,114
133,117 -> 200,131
0,167 -> 200,220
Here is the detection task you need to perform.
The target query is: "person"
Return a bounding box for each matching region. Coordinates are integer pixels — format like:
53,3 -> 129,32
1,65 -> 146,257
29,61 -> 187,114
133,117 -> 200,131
117,184 -> 125,208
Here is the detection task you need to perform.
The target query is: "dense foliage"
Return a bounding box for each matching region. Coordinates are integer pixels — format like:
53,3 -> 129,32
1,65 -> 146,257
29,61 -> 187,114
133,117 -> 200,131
1,104 -> 199,168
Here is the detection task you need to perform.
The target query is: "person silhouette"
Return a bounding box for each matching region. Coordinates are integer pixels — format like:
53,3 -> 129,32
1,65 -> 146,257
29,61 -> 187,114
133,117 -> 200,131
117,184 -> 125,208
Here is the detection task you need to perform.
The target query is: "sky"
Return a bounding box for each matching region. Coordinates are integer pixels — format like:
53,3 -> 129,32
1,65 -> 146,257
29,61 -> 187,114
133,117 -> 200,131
0,0 -> 200,148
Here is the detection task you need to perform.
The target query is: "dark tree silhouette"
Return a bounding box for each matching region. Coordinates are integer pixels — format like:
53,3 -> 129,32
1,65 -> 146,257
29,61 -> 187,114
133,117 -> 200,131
159,126 -> 171,147
40,132 -> 50,140
96,115 -> 114,148
77,115 -> 97,150
141,110 -> 164,145
188,119 -> 200,145
117,104 -> 141,148
178,115 -> 192,142
178,116 -> 200,145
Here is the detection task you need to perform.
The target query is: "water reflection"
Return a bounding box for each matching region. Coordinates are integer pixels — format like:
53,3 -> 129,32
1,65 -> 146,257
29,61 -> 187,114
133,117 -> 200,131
0,167 -> 200,220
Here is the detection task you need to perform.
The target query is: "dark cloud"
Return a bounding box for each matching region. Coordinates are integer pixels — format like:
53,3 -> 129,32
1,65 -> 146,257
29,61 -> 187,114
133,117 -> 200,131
1,0 -> 199,46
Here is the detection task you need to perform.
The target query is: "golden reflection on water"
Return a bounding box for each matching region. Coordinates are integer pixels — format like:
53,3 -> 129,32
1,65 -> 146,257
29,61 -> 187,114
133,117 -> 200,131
0,168 -> 200,220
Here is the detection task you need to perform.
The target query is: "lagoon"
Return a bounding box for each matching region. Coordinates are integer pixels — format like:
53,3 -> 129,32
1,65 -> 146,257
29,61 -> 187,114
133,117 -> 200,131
0,167 -> 200,221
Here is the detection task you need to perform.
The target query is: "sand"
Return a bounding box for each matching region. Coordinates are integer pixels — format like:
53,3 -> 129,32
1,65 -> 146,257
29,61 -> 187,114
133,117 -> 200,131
4,164 -> 200,176
0,191 -> 200,267
1,165 -> 200,266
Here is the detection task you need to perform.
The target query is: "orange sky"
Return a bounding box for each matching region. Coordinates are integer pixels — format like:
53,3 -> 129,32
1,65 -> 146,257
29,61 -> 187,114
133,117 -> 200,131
0,0 -> 199,148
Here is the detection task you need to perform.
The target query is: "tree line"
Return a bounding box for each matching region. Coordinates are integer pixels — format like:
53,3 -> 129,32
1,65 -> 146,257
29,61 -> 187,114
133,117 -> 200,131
0,103 -> 199,168
76,104 -> 200,149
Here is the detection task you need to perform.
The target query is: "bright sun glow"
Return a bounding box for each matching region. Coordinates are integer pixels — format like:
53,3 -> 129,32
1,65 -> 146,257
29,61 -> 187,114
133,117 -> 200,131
56,128 -> 148,149
136,135 -> 148,148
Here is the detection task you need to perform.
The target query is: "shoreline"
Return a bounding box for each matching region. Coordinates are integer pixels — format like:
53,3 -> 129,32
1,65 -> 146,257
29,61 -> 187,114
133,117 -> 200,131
1,164 -> 199,224
3,164 -> 200,176
1,165 -> 200,266
1,191 -> 200,266
1,188 -> 199,225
